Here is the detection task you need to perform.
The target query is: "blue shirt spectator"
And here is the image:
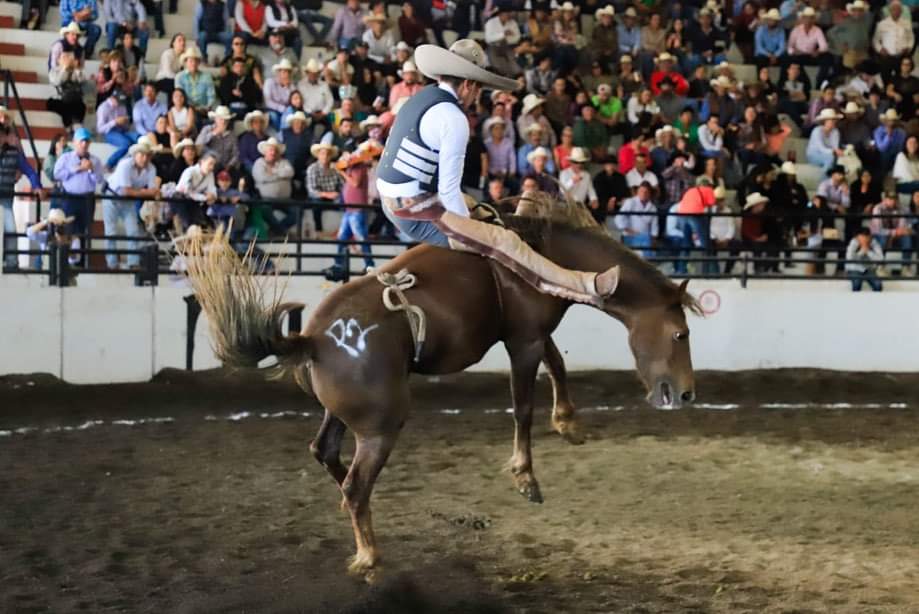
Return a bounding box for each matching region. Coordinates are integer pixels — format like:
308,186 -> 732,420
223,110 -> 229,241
754,22 -> 786,59
59,0 -> 101,57
132,84 -> 167,136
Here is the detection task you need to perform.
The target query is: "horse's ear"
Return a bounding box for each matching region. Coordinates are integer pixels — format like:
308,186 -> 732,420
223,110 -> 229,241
678,279 -> 689,294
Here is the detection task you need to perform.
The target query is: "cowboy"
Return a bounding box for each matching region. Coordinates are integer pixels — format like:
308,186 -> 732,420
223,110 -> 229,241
376,40 -> 618,306
49,22 -> 85,69
239,110 -> 270,172
516,94 -> 557,149
591,5 -> 618,69
306,142 -> 341,234
787,7 -> 834,87
196,105 -> 239,171
175,46 -> 217,120
265,29 -> 301,78
60,0 -> 101,59
874,109 -> 906,171
873,0 -> 914,78
754,8 -> 785,68
102,141 -> 158,270
281,111 -> 311,190
523,147 -> 558,197
388,61 -> 424,110
297,58 -> 334,128
263,58 -> 296,129
650,52 -> 689,96
252,137 -> 295,234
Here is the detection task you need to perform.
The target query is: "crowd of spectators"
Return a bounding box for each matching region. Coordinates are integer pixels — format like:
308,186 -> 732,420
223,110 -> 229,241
13,0 -> 919,287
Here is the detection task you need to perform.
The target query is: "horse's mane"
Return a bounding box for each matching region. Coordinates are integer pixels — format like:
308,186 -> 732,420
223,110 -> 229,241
502,191 -> 703,316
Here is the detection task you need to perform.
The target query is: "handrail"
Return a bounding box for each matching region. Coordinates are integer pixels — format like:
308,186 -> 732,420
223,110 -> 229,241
2,69 -> 42,174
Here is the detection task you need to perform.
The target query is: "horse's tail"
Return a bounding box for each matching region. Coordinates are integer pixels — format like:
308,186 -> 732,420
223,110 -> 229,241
180,227 -> 313,387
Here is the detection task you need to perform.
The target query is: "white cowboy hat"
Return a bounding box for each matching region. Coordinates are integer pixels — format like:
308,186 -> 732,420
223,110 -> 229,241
881,108 -> 901,122
623,7 -> 637,17
483,116 -> 507,132
59,22 -> 83,37
172,137 -> 197,157
798,6 -> 816,18
180,46 -> 203,62
244,109 -> 267,129
780,161 -> 797,175
128,142 -> 153,157
815,108 -> 842,122
714,186 -> 726,200
257,137 -> 286,156
765,8 -> 781,20
525,122 -> 544,135
655,125 -> 674,139
743,192 -> 769,210
360,114 -> 382,131
595,5 -> 615,18
846,0 -> 867,11
699,7 -> 713,16
414,40 -> 520,91
521,94 -> 545,115
597,83 -> 612,95
569,147 -> 590,163
208,105 -> 233,121
310,142 -> 339,158
657,52 -> 675,63
710,75 -> 733,89
362,13 -> 387,24
619,54 -> 633,64
284,111 -> 310,127
715,60 -> 732,71
395,41 -> 412,53
560,2 -> 576,11
304,58 -> 323,73
271,58 -> 295,73
136,134 -> 164,153
401,60 -> 418,74
526,147 -> 550,164
705,0 -> 720,10
47,208 -> 75,226
843,101 -> 862,115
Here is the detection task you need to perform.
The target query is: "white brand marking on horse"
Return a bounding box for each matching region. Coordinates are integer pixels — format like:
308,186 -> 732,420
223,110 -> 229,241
325,318 -> 380,358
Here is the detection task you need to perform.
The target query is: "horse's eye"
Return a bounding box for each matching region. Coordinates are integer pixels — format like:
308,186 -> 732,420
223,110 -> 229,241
673,331 -> 688,341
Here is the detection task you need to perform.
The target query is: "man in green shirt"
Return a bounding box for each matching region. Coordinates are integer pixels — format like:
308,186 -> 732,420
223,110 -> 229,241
573,103 -> 609,161
672,107 -> 700,147
591,83 -> 623,131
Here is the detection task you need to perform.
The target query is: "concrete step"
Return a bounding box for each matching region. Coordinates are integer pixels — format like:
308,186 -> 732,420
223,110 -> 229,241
0,14 -> 14,27
1,54 -> 217,84
18,125 -> 65,140
0,41 -> 24,56
13,98 -> 48,112
9,70 -> 38,84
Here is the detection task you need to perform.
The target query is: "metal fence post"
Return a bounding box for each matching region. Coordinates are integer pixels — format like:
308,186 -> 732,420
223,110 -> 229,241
740,254 -> 748,289
184,294 -> 202,371
135,244 -> 159,287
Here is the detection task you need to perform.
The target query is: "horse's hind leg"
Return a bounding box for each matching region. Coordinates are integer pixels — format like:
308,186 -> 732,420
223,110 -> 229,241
507,340 -> 545,504
342,427 -> 401,580
310,409 -> 348,485
544,338 -> 586,445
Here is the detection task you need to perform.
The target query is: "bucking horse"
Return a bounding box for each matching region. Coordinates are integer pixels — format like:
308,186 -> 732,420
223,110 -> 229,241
183,195 -> 701,579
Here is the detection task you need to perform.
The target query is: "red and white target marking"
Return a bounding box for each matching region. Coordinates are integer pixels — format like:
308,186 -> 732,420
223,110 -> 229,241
698,290 -> 721,315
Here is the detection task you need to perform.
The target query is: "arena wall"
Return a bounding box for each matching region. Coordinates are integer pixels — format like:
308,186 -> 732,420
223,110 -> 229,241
1,275 -> 917,383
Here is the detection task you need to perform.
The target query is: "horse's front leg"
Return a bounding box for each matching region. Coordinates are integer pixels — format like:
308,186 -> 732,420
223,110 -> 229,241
543,337 -> 586,445
506,339 -> 545,504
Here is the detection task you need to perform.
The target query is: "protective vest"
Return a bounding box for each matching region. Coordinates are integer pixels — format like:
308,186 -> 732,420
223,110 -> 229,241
377,84 -> 462,193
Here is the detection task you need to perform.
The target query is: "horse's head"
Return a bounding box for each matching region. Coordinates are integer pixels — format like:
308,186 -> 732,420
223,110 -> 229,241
619,280 -> 699,410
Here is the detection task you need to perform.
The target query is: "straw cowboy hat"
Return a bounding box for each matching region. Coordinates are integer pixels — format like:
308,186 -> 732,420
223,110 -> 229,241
656,52 -> 675,63
560,2 -> 576,11
743,192 -> 769,210
362,13 -> 387,24
525,122 -> 544,135
526,147 -> 550,164
208,105 -> 233,121
798,6 -> 816,18
623,7 -> 637,18
395,41 -> 412,53
128,141 -> 153,157
843,101 -> 862,115
521,94 -> 545,115
714,186 -> 726,200
699,7 -> 713,16
881,108 -> 901,123
620,54 -> 633,64
569,147 -> 590,163
59,22 -> 83,37
180,46 -> 203,62
271,58 -> 295,73
172,138 -> 198,157
136,134 -> 164,153
414,39 -> 520,91
244,109 -> 267,129
765,8 -> 781,21
257,137 -> 285,156
483,116 -> 507,132
304,58 -> 323,73
814,108 -> 842,122
710,75 -> 733,89
595,5 -> 615,19
846,0 -> 868,11
360,114 -> 382,131
47,208 -> 75,226
310,142 -> 339,158
781,161 -> 797,175
284,111 -> 310,127
401,60 -> 418,74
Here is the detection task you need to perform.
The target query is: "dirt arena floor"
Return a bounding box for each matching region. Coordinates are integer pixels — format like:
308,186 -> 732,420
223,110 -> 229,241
2,369 -> 919,614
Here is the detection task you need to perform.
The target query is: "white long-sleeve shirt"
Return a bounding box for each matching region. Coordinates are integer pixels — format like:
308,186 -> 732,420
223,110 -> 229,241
873,16 -> 914,56
484,16 -> 521,45
377,82 -> 470,218
559,167 -> 598,205
615,196 -> 658,236
362,28 -> 395,64
176,163 -> 217,201
298,77 -> 334,115
893,152 -> 919,184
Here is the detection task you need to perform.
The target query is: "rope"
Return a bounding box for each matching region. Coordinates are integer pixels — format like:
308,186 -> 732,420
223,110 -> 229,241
376,269 -> 427,363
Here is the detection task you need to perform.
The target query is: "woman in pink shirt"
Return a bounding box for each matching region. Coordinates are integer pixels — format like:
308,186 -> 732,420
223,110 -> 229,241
786,7 -> 835,87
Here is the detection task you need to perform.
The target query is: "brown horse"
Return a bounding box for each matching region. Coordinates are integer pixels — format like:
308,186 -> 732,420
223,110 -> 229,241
184,205 -> 700,579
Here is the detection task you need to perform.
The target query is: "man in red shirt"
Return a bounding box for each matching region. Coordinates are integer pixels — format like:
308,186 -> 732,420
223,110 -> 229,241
617,132 -> 651,175
650,52 -> 690,96
677,184 -> 725,274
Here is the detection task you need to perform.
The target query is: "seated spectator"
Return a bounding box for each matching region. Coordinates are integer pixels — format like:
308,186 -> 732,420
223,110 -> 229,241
672,106 -> 699,147
97,92 -> 140,169
625,153 -> 659,195
590,85 -> 623,134
787,7 -> 834,88
560,148 -> 599,209
700,76 -> 738,124
324,47 -> 355,93
544,77 -> 573,136
523,148 -> 558,196
617,54 -> 645,100
526,56 -> 557,97
573,104 -> 608,162
50,22 -> 86,70
281,111 -> 311,192
554,126 -> 575,173
174,152 -> 218,231
196,105 -> 239,172
299,59 -> 335,127
266,0 -> 302,60
60,0 -> 101,59
252,137 -> 295,234
388,61 -> 423,110
208,169 -> 247,233
361,13 -> 393,69
656,77 -> 686,125
650,125 -> 677,175
889,57 -> 919,121
263,58 -> 296,130
195,0 -> 232,60
592,157 -> 630,224
168,87 -> 198,142
617,7 -> 641,59
806,108 -> 843,173
154,34 -> 186,97
551,3 -> 579,75
325,115 -> 358,154
165,137 -> 199,183
874,109 -> 907,172
280,90 -> 305,128
587,7 -> 617,70
638,13 -> 667,77
235,0 -> 269,47
893,135 -> 919,194
219,56 -> 264,117
687,7 -> 726,70
295,0 -> 333,46
102,142 -> 158,270
872,0 -> 914,78
95,51 -> 133,108
484,8 -> 522,79
114,30 -> 146,83
264,29 -> 300,79
650,52 -> 689,96
615,181 -> 658,256
807,85 -> 842,136
772,161 -> 810,239
148,117 -> 175,174
618,132 -> 651,175
845,228 -> 884,291
175,46 -> 217,120
47,52 -> 88,129
661,150 -> 694,204
828,0 -> 871,70
871,190 -> 914,268
626,88 -> 661,138
134,83 -> 167,137
698,115 -> 725,160
26,210 -> 75,275
396,1 -> 425,48
514,94 -> 554,150
238,110 -> 269,173
328,0 -> 365,49
221,35 -> 265,89
104,0 -> 149,55
306,142 -> 342,233
754,8 -> 785,68
518,125 -> 556,177
484,117 -> 516,186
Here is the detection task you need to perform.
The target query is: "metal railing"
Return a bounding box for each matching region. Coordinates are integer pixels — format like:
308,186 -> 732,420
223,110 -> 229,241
2,69 -> 41,168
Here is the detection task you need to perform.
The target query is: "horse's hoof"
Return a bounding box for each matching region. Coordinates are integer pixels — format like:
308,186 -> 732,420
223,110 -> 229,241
552,415 -> 587,445
347,552 -> 379,579
519,481 -> 544,504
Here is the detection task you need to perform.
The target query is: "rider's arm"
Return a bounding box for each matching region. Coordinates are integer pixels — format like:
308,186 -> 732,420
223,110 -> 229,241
424,102 -> 470,218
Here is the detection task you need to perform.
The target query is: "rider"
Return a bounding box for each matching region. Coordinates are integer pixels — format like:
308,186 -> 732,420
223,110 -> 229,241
376,40 -> 619,306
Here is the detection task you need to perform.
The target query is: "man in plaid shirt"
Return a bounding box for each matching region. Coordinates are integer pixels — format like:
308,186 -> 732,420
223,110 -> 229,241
661,151 -> 694,204
306,142 -> 342,233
